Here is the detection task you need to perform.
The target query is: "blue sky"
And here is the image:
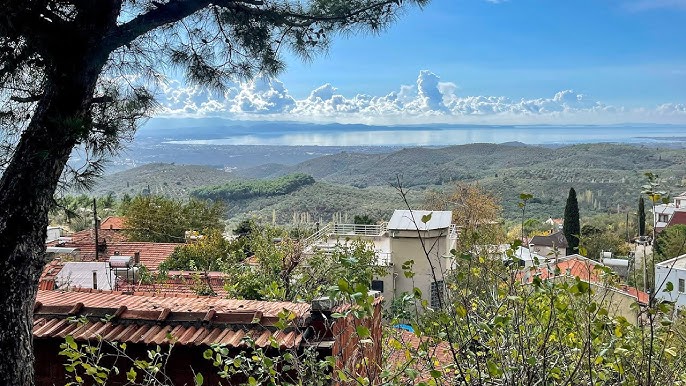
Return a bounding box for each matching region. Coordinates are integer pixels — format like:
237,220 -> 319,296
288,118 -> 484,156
160,0 -> 686,124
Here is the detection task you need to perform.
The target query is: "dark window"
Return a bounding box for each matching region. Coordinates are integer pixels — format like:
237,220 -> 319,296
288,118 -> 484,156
431,280 -> 445,309
371,280 -> 384,292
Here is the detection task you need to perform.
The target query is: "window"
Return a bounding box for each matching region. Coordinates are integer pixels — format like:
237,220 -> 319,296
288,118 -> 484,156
371,280 -> 384,293
431,280 -> 445,309
679,279 -> 685,293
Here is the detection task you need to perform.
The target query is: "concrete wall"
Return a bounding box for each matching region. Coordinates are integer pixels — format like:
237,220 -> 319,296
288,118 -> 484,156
530,245 -> 566,259
655,264 -> 686,309
388,232 -> 451,305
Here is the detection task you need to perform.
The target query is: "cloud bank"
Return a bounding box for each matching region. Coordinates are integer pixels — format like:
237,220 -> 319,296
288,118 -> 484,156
157,70 -> 686,125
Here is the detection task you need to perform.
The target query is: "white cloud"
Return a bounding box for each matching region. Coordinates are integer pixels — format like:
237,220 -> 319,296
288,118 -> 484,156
231,77 -> 296,114
155,70 -> 686,124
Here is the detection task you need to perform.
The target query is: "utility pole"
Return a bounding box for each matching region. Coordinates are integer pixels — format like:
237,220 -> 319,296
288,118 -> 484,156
93,198 -> 99,261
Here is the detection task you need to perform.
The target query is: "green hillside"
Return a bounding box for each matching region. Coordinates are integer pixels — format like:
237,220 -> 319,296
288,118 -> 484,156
86,163 -> 236,198
87,143 -> 686,222
192,173 -> 315,201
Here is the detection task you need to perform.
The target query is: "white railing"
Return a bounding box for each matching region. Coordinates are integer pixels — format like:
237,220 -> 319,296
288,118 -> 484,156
302,223 -> 333,250
375,252 -> 392,266
332,222 -> 387,237
449,224 -> 459,240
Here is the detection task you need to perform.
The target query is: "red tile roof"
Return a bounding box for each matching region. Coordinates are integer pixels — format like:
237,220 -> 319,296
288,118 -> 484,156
38,259 -> 64,291
385,329 -> 454,383
48,232 -> 179,270
520,255 -> 649,305
619,285 -> 650,305
100,216 -> 127,230
117,271 -> 230,297
47,224 -> 180,270
668,211 -> 686,227
34,290 -> 311,348
78,242 -> 179,270
67,228 -> 129,245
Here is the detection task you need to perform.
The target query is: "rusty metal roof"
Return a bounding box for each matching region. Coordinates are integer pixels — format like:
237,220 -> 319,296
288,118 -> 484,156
34,290 -> 311,349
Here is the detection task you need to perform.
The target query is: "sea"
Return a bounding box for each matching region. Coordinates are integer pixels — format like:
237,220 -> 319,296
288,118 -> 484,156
159,124 -> 686,147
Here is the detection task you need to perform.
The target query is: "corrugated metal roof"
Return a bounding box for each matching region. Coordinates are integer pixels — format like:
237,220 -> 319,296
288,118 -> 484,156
34,290 -> 311,349
55,262 -> 113,291
387,210 -> 452,231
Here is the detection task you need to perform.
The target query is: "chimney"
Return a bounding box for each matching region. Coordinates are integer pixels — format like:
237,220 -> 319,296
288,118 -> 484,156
92,271 -> 98,290
134,252 -> 140,266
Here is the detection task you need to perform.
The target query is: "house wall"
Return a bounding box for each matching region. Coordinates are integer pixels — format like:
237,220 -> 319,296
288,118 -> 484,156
593,286 -> 641,323
548,278 -> 642,324
655,264 -> 686,308
530,245 -> 567,259
389,233 -> 450,305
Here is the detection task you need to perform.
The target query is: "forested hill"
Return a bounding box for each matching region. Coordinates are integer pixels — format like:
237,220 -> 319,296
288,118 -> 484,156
234,142 -> 682,188
85,143 -> 686,221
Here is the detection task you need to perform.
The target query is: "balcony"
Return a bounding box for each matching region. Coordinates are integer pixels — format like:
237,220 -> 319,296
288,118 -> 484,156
331,222 -> 388,237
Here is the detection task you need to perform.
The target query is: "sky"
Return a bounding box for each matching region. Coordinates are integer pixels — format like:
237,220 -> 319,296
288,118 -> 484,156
158,0 -> 686,125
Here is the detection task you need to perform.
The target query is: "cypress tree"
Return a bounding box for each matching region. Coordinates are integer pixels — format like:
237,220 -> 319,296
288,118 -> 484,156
638,196 -> 646,237
563,187 -> 581,253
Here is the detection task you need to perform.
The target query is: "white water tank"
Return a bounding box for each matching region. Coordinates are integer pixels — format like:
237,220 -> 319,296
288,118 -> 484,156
109,255 -> 132,268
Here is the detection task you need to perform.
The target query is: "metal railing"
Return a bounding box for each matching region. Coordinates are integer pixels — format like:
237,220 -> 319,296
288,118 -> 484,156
331,222 -> 388,237
375,252 -> 392,266
301,223 -> 333,250
449,224 -> 459,240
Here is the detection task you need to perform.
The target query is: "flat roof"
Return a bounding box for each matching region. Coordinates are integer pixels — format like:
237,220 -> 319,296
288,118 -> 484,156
657,254 -> 686,271
387,210 -> 452,231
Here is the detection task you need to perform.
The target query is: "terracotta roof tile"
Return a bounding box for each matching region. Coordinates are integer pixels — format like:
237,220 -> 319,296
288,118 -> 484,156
116,272 -> 230,297
385,329 -> 454,382
519,255 -> 649,305
668,211 -> 686,227
100,216 -> 127,230
34,290 -> 311,348
38,259 -> 64,291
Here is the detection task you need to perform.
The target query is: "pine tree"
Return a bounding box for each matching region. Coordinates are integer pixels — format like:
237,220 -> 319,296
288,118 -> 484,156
638,196 -> 646,237
563,187 -> 581,254
0,1 -> 427,383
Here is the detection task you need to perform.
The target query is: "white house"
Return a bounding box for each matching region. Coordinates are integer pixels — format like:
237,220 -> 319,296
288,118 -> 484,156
653,191 -> 686,232
306,210 -> 457,309
655,253 -> 686,308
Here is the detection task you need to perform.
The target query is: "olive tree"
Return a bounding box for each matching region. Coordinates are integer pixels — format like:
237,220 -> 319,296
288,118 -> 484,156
0,0 -> 428,383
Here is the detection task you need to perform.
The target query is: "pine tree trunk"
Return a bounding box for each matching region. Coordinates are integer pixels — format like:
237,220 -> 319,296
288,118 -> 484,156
0,55 -> 105,385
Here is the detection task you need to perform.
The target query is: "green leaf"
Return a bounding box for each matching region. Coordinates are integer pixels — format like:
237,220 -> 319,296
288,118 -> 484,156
126,368 -> 137,382
65,335 -> 77,350
665,281 -> 674,292
421,213 -> 432,224
356,326 -> 371,339
194,373 -> 204,386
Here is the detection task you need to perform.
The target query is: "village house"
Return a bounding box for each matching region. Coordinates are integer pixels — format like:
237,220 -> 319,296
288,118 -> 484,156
520,254 -> 648,323
655,253 -> 686,308
34,289 -> 383,386
653,191 -> 686,233
529,230 -> 568,257
306,210 -> 457,309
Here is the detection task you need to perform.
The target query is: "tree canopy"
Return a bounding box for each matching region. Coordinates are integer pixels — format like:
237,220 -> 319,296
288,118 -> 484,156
638,196 -> 646,237
122,195 -> 224,242
563,187 -> 580,254
1,1 -> 430,381
655,224 -> 686,262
